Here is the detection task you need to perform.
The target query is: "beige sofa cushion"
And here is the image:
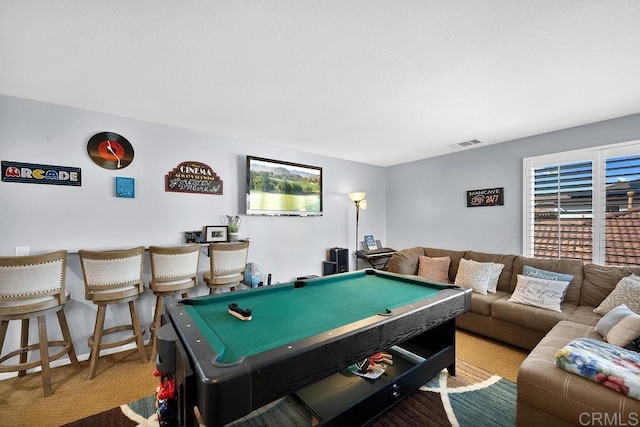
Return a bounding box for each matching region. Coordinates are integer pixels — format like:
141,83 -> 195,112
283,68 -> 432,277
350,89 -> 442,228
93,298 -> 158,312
580,263 -> 640,307
387,247 -> 424,275
492,295 -> 576,333
469,291 -> 509,316
511,256 -> 584,304
567,306 -> 601,326
464,250 -> 515,293
518,321 -> 640,425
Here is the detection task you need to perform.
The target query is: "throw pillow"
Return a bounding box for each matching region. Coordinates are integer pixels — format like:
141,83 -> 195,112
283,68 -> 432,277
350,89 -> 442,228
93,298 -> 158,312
417,256 -> 451,283
486,263 -> 505,293
454,258 -> 494,295
522,265 -> 574,283
508,274 -> 571,312
593,274 -> 640,316
595,304 -> 635,337
607,314 -> 640,347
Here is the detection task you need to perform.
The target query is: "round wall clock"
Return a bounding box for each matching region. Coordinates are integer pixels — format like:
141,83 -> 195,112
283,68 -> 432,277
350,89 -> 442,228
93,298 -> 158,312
87,132 -> 134,169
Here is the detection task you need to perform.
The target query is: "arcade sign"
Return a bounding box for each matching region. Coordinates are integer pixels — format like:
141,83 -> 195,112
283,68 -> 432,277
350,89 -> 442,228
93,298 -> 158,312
2,160 -> 81,186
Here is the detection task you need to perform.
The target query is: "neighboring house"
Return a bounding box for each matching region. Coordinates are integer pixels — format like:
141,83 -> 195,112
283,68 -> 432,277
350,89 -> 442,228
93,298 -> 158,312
534,207 -> 640,266
605,207 -> 640,265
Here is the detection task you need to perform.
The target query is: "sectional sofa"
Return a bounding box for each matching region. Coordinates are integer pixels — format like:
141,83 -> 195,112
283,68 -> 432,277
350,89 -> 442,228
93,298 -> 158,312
387,246 -> 640,426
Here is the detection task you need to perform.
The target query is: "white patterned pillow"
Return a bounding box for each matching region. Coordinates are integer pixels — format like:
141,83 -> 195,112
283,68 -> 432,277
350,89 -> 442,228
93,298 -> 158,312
594,274 -> 640,316
454,258 -> 494,295
508,274 -> 571,312
486,262 -> 505,293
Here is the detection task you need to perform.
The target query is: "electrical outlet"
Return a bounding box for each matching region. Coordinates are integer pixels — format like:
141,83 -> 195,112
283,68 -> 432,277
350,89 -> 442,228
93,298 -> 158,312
15,246 -> 30,256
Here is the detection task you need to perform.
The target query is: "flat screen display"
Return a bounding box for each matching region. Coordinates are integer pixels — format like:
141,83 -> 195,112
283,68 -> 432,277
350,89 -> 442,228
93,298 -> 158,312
246,156 -> 323,216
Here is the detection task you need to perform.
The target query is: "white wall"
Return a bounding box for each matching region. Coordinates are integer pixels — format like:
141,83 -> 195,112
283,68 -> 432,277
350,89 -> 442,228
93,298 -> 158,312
4,93 -> 640,376
0,95 -> 387,373
385,113 -> 640,254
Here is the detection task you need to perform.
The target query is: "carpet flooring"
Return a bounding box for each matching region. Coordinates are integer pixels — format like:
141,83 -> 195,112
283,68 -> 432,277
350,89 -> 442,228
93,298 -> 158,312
65,359 -> 516,426
0,330 -> 528,426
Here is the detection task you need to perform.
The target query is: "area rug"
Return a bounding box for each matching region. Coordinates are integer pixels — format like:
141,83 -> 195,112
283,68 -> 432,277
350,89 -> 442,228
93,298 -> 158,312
63,359 -> 516,427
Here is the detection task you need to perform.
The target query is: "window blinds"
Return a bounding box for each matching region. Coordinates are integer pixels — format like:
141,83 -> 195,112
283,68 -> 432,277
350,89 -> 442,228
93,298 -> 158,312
524,140 -> 640,266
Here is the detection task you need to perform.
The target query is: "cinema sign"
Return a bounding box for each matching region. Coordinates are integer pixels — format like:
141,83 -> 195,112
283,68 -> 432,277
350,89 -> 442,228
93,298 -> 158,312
165,161 -> 223,195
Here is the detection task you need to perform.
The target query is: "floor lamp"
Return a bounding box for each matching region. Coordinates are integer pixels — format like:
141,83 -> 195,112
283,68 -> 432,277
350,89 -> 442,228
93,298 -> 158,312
348,192 -> 367,252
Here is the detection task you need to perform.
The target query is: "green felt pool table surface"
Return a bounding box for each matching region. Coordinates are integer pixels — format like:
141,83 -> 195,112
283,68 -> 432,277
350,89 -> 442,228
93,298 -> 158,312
183,269 -> 449,363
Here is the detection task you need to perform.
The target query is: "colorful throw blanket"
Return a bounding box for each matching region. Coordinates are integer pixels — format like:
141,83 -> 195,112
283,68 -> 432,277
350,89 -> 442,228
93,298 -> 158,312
555,338 -> 640,400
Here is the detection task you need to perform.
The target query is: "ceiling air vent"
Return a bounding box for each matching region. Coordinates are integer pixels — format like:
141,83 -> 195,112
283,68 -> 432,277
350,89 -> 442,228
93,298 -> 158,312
447,139 -> 483,149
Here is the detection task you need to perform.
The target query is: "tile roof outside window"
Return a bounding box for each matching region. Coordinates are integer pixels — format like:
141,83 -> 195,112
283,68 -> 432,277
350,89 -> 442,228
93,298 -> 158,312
534,208 -> 640,266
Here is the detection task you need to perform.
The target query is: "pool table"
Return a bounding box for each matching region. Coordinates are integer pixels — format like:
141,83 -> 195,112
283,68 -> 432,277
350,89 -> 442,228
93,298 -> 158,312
156,269 -> 471,426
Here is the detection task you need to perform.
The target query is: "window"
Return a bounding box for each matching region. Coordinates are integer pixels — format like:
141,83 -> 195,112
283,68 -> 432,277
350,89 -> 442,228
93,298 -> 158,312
523,140 -> 640,266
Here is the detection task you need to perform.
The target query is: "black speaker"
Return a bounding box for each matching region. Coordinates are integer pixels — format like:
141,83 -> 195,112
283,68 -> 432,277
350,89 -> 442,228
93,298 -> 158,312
322,261 -> 337,276
329,247 -> 348,273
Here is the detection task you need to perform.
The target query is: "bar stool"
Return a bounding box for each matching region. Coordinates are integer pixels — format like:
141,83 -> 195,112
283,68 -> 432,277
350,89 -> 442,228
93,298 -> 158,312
78,246 -> 147,380
204,241 -> 250,294
148,244 -> 200,359
0,250 -> 80,397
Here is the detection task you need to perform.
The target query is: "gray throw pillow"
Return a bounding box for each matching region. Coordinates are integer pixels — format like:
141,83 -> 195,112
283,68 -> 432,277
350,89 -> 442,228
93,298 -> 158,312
595,304 -> 634,337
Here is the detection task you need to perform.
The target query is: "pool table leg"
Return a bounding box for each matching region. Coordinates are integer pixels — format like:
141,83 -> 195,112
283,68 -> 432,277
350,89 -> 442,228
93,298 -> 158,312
447,362 -> 456,376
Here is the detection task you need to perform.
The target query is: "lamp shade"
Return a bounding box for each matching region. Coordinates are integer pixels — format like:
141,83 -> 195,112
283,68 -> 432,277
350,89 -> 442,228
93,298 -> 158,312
348,192 -> 366,202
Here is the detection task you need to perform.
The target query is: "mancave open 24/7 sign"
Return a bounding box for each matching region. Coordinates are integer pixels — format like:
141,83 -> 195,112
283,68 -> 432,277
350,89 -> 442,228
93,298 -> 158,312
466,187 -> 504,207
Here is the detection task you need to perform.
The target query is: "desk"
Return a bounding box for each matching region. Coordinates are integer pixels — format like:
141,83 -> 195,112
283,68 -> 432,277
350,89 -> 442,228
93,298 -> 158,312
157,269 -> 471,426
356,248 -> 396,269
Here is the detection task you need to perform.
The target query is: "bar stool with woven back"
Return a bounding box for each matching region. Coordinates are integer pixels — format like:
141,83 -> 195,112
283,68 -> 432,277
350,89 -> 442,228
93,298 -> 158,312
148,244 -> 200,359
78,246 -> 148,380
203,241 -> 250,294
0,250 -> 80,397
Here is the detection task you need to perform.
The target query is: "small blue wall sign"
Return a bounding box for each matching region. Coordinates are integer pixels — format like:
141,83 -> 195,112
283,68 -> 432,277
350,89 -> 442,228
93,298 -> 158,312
115,177 -> 135,198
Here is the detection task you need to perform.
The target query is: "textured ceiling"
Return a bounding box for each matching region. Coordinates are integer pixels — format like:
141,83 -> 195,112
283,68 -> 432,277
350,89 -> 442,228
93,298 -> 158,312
2,1 -> 640,166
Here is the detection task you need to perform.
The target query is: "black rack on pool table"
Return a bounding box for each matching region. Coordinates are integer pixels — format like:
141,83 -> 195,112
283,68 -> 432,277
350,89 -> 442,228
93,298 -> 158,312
156,269 -> 471,426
